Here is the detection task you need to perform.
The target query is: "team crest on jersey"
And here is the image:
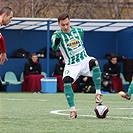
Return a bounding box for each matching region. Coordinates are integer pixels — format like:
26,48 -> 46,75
67,38 -> 80,49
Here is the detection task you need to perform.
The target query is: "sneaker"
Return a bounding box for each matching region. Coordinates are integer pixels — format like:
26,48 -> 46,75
121,93 -> 131,100
37,91 -> 42,94
70,111 -> 77,119
95,94 -> 102,103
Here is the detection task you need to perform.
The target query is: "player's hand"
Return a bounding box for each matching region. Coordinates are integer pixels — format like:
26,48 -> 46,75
0,53 -> 8,65
55,38 -> 61,46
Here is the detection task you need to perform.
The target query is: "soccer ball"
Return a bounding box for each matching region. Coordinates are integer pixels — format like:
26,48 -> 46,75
94,104 -> 109,118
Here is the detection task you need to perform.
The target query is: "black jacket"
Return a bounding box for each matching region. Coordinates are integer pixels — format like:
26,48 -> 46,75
103,61 -> 120,77
54,60 -> 65,76
24,58 -> 42,75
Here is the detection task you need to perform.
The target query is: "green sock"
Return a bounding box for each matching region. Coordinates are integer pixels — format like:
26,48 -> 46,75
127,82 -> 133,97
64,83 -> 74,107
92,66 -> 101,90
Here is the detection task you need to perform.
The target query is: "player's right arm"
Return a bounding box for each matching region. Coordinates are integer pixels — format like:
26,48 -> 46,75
0,33 -> 8,65
51,32 -> 61,51
0,33 -> 6,53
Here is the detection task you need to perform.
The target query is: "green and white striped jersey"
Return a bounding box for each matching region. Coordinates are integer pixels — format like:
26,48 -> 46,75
51,26 -> 88,65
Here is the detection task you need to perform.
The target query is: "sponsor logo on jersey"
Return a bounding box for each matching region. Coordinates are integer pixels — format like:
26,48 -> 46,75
67,39 -> 80,49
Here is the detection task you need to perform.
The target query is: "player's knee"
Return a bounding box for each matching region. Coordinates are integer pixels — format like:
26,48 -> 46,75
63,76 -> 73,83
89,59 -> 98,71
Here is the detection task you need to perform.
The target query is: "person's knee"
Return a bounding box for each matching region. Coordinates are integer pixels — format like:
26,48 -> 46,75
89,59 -> 98,71
63,76 -> 73,83
95,60 -> 99,66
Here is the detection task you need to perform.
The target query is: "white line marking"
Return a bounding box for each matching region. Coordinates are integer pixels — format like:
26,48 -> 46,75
2,98 -> 47,102
50,109 -> 133,119
76,100 -> 132,104
111,108 -> 133,110
3,98 -> 130,104
50,110 -> 69,116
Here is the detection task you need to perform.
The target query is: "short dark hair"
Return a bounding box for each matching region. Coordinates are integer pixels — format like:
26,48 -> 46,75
0,7 -> 12,16
31,53 -> 37,57
58,13 -> 70,22
110,55 -> 117,60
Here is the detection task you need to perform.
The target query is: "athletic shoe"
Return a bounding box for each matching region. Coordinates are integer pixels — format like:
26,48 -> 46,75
70,111 -> 77,119
37,90 -> 42,94
95,94 -> 102,103
121,93 -> 131,100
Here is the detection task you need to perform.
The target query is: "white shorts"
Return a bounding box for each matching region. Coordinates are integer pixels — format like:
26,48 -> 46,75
63,56 -> 95,82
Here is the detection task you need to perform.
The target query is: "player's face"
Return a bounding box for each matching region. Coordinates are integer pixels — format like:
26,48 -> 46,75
58,18 -> 71,33
31,55 -> 38,63
111,58 -> 117,64
2,11 -> 13,26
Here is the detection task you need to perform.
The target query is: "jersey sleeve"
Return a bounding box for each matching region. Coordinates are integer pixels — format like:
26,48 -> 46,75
0,34 -> 6,53
80,28 -> 84,41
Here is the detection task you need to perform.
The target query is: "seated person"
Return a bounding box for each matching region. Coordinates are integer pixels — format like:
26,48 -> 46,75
103,55 -> 124,93
54,56 -> 65,76
22,53 -> 44,93
76,76 -> 95,93
52,56 -> 76,92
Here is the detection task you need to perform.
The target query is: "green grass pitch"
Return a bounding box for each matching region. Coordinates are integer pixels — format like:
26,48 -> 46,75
0,93 -> 133,133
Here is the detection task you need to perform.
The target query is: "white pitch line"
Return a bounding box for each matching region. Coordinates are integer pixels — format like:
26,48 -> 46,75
2,98 -> 132,104
110,108 -> 133,110
76,100 -> 131,104
2,98 -> 47,102
50,109 -> 133,120
50,110 -> 69,116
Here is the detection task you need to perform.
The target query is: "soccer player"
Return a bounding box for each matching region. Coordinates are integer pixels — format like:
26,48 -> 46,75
121,75 -> 133,100
0,7 -> 13,65
51,13 -> 102,118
